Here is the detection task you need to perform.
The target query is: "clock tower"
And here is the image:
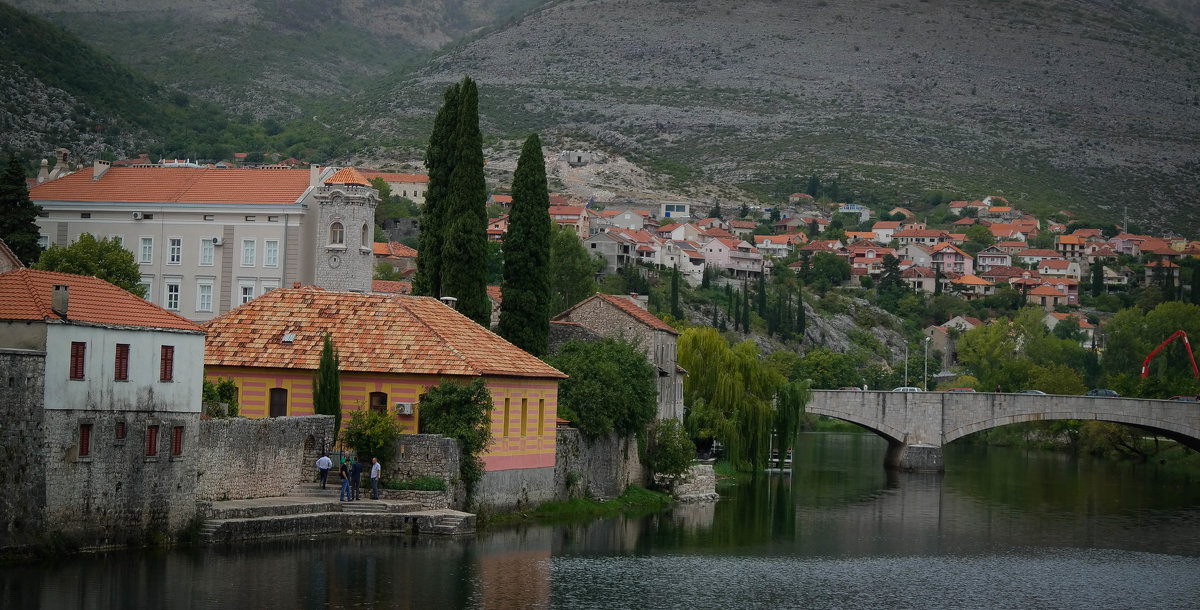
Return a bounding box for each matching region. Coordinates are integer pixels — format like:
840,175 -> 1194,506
313,167 -> 379,292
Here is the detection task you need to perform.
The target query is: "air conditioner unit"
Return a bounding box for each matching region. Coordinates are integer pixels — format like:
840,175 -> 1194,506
211,237 -> 224,246
394,402 -> 414,416
132,211 -> 144,220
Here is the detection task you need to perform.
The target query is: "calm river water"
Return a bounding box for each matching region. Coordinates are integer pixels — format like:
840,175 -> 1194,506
5,432 -> 1200,609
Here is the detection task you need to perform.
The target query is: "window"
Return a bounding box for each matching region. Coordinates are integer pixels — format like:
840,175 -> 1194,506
520,398 -> 528,437
203,214 -> 215,221
139,237 -> 153,263
503,398 -> 510,437
79,423 -> 92,457
116,421 -> 126,441
168,238 -> 182,264
165,280 -> 180,311
80,212 -> 91,219
200,240 -> 214,266
160,345 -> 175,382
264,240 -> 279,267
369,392 -> 388,414
109,235 -> 124,247
245,215 -> 256,222
259,280 -> 278,295
240,283 -> 255,304
329,222 -> 344,245
361,223 -> 368,246
70,341 -> 86,380
114,343 -> 130,381
196,281 -> 213,312
172,426 -> 184,456
268,215 -> 279,222
146,425 -> 159,457
241,240 -> 256,266
269,388 -> 287,417
538,399 -> 545,436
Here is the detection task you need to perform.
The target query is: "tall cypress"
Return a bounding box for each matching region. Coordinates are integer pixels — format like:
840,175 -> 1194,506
741,283 -> 751,331
414,83 -> 461,298
312,333 -> 342,444
497,133 -> 552,355
1091,261 -> 1104,297
670,262 -> 683,319
440,77 -> 491,326
0,155 -> 42,265
796,283 -> 806,343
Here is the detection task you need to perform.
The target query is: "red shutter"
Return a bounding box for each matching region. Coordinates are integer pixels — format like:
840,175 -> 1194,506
116,421 -> 126,440
79,424 -> 91,457
115,344 -> 130,381
172,427 -> 183,456
70,342 -> 86,379
146,426 -> 158,457
160,346 -> 174,382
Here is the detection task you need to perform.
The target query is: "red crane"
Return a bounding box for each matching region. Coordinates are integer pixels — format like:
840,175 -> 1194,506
1140,330 -> 1200,379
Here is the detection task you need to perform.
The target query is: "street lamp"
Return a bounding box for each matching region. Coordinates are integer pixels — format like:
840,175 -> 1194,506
904,342 -> 909,386
924,336 -> 931,391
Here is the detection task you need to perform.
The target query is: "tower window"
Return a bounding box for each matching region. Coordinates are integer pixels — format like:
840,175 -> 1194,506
330,222 -> 344,245
361,223 -> 368,246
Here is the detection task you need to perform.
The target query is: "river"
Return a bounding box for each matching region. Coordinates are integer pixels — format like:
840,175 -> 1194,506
4,432 -> 1200,609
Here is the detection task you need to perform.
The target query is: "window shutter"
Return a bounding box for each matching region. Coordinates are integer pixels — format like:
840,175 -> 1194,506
79,424 -> 92,457
115,344 -> 130,381
160,346 -> 175,382
146,425 -> 159,457
172,427 -> 183,456
70,342 -> 86,379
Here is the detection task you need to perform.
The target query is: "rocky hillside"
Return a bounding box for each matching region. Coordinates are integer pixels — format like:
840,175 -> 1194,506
357,0 -> 1200,234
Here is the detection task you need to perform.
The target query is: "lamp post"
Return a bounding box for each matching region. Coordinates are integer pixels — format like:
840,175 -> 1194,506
924,336 -> 931,391
904,342 -> 909,386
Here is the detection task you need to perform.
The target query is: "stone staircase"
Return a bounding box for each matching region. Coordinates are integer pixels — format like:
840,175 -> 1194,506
339,501 -> 388,514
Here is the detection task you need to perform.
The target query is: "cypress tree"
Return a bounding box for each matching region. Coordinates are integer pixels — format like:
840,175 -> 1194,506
440,77 -> 491,326
414,83 -> 461,297
313,333 -> 343,444
741,283 -> 750,331
796,283 -> 806,343
670,263 -> 683,319
731,287 -> 740,330
712,201 -> 723,220
756,273 -> 767,316
1091,261 -> 1104,297
497,133 -> 552,355
0,155 -> 43,265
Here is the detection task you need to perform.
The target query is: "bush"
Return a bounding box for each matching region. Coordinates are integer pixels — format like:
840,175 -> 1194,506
342,408 -> 401,465
202,377 -> 239,418
646,418 -> 695,486
418,378 -> 495,501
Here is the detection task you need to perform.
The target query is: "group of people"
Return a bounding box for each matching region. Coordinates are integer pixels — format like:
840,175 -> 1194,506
315,453 -> 381,500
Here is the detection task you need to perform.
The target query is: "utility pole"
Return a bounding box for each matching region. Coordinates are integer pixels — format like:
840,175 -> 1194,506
904,342 -> 909,387
924,336 -> 931,391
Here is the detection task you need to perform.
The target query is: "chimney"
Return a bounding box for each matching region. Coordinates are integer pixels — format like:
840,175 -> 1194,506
293,281 -> 302,288
629,293 -> 648,310
93,159 -> 111,181
309,164 -> 323,187
439,296 -> 458,310
51,285 -> 69,317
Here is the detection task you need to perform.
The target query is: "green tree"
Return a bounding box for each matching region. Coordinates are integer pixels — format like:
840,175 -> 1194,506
312,333 -> 342,444
965,224 -> 994,249
548,222 -> 600,314
546,338 -> 658,439
0,155 -> 42,264
646,418 -> 696,488
414,82 -> 461,298
35,233 -> 145,297
342,408 -> 402,465
497,134 -> 552,354
202,377 -> 240,418
670,263 -> 683,320
773,379 -> 811,468
1090,261 -> 1104,297
796,283 -> 807,342
711,201 -> 723,220
418,377 -> 495,501
810,251 -> 851,288
440,77 -> 491,326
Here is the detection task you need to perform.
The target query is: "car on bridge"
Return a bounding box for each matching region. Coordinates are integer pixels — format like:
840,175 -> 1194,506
946,388 -> 976,393
892,386 -> 922,392
1018,389 -> 1047,395
1169,395 -> 1198,402
1084,388 -> 1120,397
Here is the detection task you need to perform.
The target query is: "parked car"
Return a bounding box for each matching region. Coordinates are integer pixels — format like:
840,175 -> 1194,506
946,388 -> 976,393
1169,395 -> 1199,402
838,386 -> 863,391
1084,388 -> 1120,398
1018,389 -> 1047,395
892,386 -> 922,392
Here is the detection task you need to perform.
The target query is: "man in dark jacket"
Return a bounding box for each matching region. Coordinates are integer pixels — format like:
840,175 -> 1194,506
339,457 -> 351,501
350,455 -> 364,501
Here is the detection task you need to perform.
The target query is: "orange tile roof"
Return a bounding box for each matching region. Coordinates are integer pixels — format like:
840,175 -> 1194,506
371,280 -> 411,294
374,241 -> 418,257
324,167 -> 371,186
1029,285 -> 1065,296
1057,234 -> 1086,245
357,170 -> 429,184
872,221 -> 902,229
953,274 -> 993,286
0,269 -> 203,332
29,167 -> 313,205
729,220 -> 757,229
203,288 -> 564,379
487,285 -> 503,303
554,293 -> 679,335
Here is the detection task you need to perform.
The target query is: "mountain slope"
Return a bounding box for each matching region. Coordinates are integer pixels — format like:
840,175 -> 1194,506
355,0 -> 1200,233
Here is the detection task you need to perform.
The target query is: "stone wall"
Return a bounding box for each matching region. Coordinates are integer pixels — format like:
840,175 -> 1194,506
553,428 -> 647,500
0,350 -> 47,550
385,434 -> 463,506
195,415 -> 335,501
476,466 -> 557,512
378,489 -> 451,510
668,464 -> 719,503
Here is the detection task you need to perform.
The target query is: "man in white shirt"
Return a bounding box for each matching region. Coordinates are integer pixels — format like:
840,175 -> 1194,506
370,457 -> 382,499
316,454 -> 333,489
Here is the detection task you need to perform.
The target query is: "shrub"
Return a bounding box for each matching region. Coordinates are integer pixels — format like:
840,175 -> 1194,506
342,408 -> 401,465
646,418 -> 696,487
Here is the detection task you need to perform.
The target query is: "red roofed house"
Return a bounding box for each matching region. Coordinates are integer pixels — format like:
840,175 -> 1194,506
931,242 -> 974,275
951,274 -> 995,299
1055,234 -> 1088,260
1027,284 -> 1068,311
373,241 -> 419,274
704,237 -> 764,279
893,229 -> 950,246
202,287 -> 566,509
0,269 -> 206,548
552,293 -> 684,421
976,246 -> 1011,272
30,163 -> 381,322
729,219 -> 757,239
356,170 -> 430,205
1015,249 -> 1064,266
549,205 -> 590,238
1038,258 -> 1082,280
1144,260 -> 1181,288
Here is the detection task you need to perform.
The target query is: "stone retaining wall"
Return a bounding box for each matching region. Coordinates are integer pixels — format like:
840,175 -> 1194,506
669,464 -> 719,503
0,351 -> 47,550
553,428 -> 647,500
378,489 -> 451,510
195,416 -> 335,501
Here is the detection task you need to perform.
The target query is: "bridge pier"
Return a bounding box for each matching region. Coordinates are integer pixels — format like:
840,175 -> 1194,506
885,442 -> 944,473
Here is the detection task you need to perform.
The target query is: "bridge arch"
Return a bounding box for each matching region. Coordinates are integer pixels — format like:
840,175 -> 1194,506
944,412 -> 1200,452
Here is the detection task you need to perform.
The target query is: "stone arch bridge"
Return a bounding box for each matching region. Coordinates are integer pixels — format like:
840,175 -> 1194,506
808,390 -> 1200,471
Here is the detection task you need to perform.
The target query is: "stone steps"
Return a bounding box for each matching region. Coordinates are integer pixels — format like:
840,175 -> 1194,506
340,501 -> 388,513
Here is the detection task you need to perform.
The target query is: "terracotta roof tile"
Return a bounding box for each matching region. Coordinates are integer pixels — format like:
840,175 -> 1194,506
324,167 -> 371,186
357,170 -> 429,184
29,167 -> 312,205
553,293 -> 679,335
0,269 -> 203,332
203,289 -> 564,379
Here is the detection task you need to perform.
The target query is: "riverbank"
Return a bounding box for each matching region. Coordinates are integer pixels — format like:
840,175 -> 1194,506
481,485 -> 673,528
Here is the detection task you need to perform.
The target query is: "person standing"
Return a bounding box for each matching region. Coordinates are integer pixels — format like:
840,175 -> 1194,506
316,453 -> 332,489
350,455 -> 363,501
370,457 -> 381,500
339,457 -> 351,501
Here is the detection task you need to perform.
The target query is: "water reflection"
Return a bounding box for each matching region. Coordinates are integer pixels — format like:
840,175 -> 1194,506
5,432 -> 1200,609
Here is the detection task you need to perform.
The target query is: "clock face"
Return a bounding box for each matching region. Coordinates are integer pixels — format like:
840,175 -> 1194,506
329,255 -> 341,268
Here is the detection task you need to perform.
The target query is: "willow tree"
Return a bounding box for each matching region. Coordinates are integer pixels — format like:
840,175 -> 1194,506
440,77 -> 491,326
773,380 -> 812,469
497,133 -> 551,355
413,82 -> 461,298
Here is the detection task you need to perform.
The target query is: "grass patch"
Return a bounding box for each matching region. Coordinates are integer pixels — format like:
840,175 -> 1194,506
384,476 -> 447,491
483,485 -> 671,528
